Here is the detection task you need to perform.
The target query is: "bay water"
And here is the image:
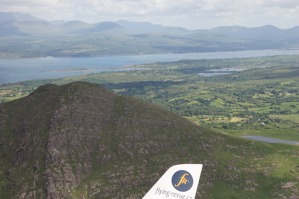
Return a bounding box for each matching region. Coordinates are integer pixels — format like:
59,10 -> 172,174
1,49 -> 299,84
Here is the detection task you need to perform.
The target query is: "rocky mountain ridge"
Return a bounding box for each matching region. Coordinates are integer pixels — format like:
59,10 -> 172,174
0,82 -> 298,198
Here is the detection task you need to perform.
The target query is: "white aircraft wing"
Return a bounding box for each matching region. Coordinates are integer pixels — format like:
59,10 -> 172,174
143,164 -> 203,199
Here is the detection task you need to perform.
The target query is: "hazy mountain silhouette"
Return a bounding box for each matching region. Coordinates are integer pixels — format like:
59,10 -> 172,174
1,11 -> 299,57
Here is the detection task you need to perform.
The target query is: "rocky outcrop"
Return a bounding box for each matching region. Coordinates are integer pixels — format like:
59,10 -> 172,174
0,82 -> 209,198
0,82 -> 298,199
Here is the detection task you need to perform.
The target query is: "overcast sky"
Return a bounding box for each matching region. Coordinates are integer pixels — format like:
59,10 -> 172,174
1,0 -> 299,29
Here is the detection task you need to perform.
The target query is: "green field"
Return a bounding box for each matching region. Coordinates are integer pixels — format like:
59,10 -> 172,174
1,55 -> 299,141
1,55 -> 299,198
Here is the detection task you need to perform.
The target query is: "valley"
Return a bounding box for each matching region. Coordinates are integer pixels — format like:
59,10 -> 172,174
0,82 -> 298,199
1,6 -> 299,199
1,54 -> 299,198
1,55 -> 298,141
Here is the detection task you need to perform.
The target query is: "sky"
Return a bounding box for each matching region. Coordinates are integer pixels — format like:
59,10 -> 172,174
1,0 -> 299,29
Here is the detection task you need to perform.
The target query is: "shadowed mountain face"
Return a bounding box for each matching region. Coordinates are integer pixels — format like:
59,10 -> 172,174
0,82 -> 298,199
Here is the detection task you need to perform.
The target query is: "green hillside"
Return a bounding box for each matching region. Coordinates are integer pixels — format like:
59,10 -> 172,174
0,82 -> 298,198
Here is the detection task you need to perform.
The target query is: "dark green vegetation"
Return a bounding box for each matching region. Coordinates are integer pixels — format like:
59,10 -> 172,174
0,82 -> 298,199
1,12 -> 299,58
2,55 -> 298,141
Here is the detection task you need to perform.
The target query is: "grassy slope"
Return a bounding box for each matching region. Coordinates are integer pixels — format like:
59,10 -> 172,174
1,56 -> 299,142
0,82 -> 298,199
63,56 -> 299,141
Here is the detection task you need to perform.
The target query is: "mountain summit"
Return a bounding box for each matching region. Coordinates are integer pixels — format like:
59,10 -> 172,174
0,82 -> 298,198
1,11 -> 299,57
0,12 -> 46,24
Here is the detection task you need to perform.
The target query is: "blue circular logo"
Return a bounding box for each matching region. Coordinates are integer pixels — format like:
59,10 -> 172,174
172,170 -> 193,192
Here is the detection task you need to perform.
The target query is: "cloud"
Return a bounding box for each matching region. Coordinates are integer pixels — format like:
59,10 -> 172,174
0,0 -> 298,28
1,0 -> 61,10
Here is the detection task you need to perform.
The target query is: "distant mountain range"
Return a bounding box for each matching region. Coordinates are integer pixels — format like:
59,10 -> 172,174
1,12 -> 299,57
